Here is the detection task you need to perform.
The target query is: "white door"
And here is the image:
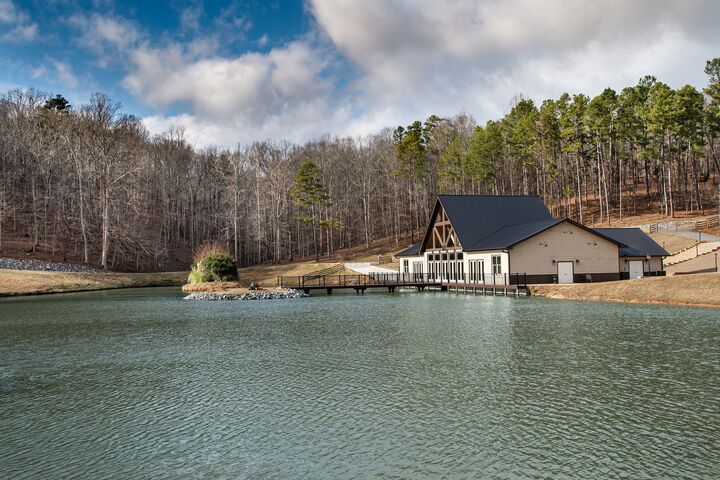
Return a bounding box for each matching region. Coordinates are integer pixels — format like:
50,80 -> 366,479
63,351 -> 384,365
628,260 -> 644,279
557,261 -> 574,284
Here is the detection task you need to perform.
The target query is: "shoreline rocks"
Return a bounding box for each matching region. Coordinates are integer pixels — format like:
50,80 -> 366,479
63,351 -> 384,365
183,289 -> 308,301
0,257 -> 102,273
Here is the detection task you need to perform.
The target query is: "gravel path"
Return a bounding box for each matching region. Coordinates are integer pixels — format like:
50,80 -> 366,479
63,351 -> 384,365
0,258 -> 102,273
662,230 -> 720,242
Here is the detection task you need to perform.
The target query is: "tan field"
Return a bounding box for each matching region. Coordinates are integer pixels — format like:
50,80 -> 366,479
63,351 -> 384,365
225,262 -> 357,287
0,260 -> 374,297
531,273 -> 720,308
0,269 -> 187,297
647,232 -> 698,255
183,261 -> 362,293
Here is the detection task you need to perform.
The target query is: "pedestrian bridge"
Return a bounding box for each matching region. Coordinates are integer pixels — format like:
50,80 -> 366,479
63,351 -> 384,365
277,273 -> 529,296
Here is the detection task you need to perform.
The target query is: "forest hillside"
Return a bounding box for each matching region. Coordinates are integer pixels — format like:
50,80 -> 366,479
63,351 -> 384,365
1,59 -> 720,271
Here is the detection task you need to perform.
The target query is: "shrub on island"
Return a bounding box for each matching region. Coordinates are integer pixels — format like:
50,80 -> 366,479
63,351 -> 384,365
189,242 -> 238,283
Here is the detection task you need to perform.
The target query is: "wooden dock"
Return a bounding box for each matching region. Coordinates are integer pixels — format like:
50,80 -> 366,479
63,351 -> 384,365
445,282 -> 529,297
277,274 -> 441,294
277,273 -> 529,296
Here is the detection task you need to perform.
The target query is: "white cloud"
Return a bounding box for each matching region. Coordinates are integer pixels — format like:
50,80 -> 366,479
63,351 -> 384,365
68,13 -> 141,66
142,97 -> 353,147
124,40 -> 331,121
51,59 -> 79,89
117,0 -> 720,148
308,0 -> 720,127
180,5 -> 202,32
0,0 -> 19,23
29,58 -> 79,90
0,0 -> 38,43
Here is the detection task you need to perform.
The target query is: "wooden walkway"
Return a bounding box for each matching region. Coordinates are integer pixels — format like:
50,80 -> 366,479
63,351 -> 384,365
278,274 -> 441,294
445,282 -> 529,297
277,273 -> 529,296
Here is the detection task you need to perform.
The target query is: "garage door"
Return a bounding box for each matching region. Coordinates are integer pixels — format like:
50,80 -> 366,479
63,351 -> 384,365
557,261 -> 574,284
628,260 -> 644,279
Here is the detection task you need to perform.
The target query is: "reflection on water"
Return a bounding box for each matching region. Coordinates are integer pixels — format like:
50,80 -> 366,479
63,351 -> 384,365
1,289 -> 718,478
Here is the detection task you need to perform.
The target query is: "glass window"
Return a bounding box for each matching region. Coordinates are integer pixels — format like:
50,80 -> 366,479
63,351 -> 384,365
491,255 -> 502,275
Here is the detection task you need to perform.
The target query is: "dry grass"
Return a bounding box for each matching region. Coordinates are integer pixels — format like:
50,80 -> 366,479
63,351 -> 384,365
647,232 -> 698,255
192,241 -> 231,263
0,269 -> 187,297
531,273 -> 720,308
228,261 -> 358,287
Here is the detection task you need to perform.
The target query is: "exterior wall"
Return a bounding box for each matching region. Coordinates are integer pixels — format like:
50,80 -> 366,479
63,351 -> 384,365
508,221 -> 620,283
423,248 -> 464,282
463,251 -> 510,284
619,256 -> 663,273
400,256 -> 424,276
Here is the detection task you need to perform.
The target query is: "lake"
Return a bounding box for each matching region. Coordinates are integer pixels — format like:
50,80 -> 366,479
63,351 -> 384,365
1,288 -> 718,479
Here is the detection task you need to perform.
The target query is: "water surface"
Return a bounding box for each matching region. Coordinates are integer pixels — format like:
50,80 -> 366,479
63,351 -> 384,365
1,289 -> 718,478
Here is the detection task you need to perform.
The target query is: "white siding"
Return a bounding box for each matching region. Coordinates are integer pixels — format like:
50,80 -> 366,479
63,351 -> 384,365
463,251 -> 509,284
402,256 -> 424,275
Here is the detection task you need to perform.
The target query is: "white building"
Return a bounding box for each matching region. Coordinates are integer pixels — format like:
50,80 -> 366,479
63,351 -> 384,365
396,195 -> 668,284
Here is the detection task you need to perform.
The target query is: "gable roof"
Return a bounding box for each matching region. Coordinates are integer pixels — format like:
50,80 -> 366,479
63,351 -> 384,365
436,195 -> 554,249
466,219 -> 564,250
594,228 -> 670,257
395,243 -> 422,257
418,195 -> 626,253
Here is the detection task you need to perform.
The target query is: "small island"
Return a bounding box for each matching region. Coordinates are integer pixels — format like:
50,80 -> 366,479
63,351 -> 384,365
182,243 -> 307,300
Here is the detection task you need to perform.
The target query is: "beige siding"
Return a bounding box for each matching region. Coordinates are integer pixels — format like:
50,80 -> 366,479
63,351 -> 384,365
620,256 -> 663,272
509,221 -> 619,274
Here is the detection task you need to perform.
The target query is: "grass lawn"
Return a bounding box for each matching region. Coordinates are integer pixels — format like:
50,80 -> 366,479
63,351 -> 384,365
0,269 -> 187,297
531,272 -> 720,308
648,232 -> 698,255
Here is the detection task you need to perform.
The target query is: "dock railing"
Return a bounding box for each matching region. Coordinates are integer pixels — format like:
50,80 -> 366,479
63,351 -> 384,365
277,272 -> 528,289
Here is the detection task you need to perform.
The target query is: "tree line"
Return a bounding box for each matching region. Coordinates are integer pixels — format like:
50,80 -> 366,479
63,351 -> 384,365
1,58 -> 719,271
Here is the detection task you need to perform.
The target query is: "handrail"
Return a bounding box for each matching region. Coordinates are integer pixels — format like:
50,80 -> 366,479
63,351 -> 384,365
277,272 -> 528,288
302,263 -> 345,280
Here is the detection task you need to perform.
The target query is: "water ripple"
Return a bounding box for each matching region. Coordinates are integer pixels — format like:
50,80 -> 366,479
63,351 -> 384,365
0,291 -> 718,478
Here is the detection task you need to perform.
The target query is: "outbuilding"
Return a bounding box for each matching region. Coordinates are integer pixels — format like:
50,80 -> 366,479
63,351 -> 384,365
594,228 -> 669,279
396,195 -> 666,285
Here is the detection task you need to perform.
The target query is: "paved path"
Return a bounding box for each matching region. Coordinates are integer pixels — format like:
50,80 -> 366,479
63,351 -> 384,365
344,262 -> 399,275
664,230 -> 720,242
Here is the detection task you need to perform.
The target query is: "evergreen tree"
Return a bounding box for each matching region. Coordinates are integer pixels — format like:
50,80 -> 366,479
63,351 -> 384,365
43,94 -> 70,112
291,160 -> 331,262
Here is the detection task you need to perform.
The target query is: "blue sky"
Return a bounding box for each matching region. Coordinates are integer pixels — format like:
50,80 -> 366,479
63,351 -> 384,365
2,0 -> 719,147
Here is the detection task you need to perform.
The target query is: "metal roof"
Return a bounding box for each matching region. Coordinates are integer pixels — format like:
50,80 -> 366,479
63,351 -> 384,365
395,243 -> 422,257
423,195 -> 567,251
466,219 -> 564,250
436,195 -> 555,250
594,228 -> 670,257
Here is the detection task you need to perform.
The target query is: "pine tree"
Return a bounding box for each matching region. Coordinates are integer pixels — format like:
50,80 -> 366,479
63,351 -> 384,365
291,160 -> 331,261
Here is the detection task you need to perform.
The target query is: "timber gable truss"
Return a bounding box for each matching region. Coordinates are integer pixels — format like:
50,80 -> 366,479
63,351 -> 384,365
422,205 -> 462,252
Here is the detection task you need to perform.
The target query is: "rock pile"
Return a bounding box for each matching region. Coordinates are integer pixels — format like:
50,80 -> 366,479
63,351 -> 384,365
0,258 -> 101,273
183,289 -> 308,301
